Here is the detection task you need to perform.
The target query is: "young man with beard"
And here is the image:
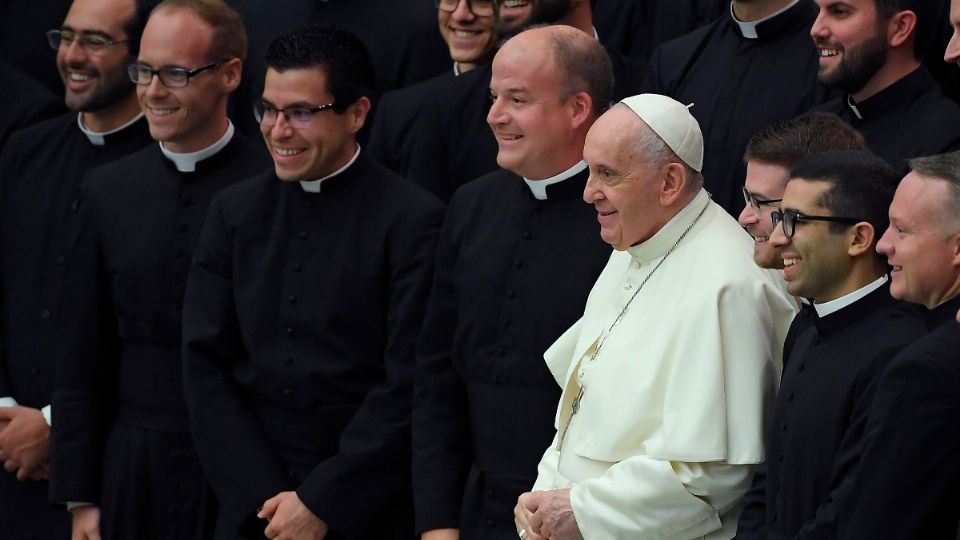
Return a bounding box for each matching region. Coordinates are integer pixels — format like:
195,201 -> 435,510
413,26 -> 613,540
367,0 -> 498,177
182,26 -> 444,540
48,1 -> 270,539
0,0 -> 154,537
838,152 -> 960,540
642,0 -> 834,217
405,0 -> 644,202
813,0 -> 960,168
737,151 -> 926,539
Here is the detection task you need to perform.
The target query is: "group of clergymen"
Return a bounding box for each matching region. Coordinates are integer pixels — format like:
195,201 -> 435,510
0,0 -> 959,539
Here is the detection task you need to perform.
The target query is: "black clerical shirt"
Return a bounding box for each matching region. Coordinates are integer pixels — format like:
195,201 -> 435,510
182,153 -> 444,539
643,0 -> 833,216
413,167 -> 609,539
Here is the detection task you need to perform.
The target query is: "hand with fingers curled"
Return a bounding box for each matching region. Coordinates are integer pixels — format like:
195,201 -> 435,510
0,405 -> 51,481
258,490 -> 329,540
514,489 -> 580,540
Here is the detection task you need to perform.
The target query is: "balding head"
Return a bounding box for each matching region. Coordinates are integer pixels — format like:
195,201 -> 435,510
487,26 -> 611,179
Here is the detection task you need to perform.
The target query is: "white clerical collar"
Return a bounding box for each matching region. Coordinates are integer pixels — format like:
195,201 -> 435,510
814,274 -> 888,318
160,121 -> 234,173
77,111 -> 145,146
627,188 -> 711,263
453,62 -> 461,76
300,144 -> 361,193
523,161 -> 587,200
730,0 -> 799,39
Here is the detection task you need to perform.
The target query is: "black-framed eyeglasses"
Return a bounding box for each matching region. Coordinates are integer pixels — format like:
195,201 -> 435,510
771,209 -> 867,238
253,99 -> 338,129
127,61 -> 225,88
46,29 -> 130,53
742,186 -> 782,217
435,0 -> 495,16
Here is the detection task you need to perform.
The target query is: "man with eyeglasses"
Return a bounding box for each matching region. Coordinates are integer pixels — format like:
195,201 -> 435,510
46,1 -> 269,539
0,0 -> 155,537
181,25 -> 443,540
737,150 -> 926,540
836,151 -> 960,540
367,0 -> 497,178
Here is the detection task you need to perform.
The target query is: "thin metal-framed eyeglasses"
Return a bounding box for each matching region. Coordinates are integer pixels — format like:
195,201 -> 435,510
435,0 -> 495,16
127,61 -> 225,88
253,99 -> 338,128
742,186 -> 782,217
46,29 -> 130,52
771,209 -> 867,238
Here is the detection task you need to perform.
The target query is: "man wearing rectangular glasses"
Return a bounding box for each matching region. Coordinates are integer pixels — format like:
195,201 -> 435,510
0,0 -> 155,537
737,150 -> 926,539
182,25 -> 444,540
48,1 -> 269,539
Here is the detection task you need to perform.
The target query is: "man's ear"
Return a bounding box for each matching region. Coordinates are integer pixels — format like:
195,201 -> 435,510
659,162 -> 688,206
847,221 -> 876,257
347,96 -> 372,134
568,91 -> 593,131
888,10 -> 917,50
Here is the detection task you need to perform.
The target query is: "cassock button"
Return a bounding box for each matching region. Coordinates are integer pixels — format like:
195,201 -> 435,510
282,388 -> 293,397
623,283 -> 633,291
40,309 -> 51,320
634,260 -> 642,268
288,295 -> 297,304
284,356 -> 294,366
298,231 -> 308,241
522,231 -> 532,240
293,263 -> 302,273
285,327 -> 295,336
514,259 -> 523,268
55,254 -> 65,265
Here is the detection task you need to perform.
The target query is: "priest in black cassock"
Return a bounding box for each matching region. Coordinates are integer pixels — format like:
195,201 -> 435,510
0,0 -> 153,537
413,25 -> 612,540
367,0 -> 497,177
405,0 -> 644,202
812,0 -> 960,170
737,151 -> 926,539
182,26 -> 444,540
643,0 -> 835,216
48,2 -> 269,539
838,152 -> 960,540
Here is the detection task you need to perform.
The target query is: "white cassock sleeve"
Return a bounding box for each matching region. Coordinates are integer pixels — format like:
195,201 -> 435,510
570,458 -> 754,540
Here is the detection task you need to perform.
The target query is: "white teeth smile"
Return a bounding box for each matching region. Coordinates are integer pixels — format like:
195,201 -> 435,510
754,236 -> 769,242
783,258 -> 800,267
502,0 -> 530,7
500,134 -> 522,140
149,107 -> 176,116
275,148 -> 304,157
454,30 -> 480,38
70,73 -> 92,81
819,48 -> 840,57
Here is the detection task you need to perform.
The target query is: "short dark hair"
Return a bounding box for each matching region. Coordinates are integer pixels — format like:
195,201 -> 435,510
790,151 -> 898,248
909,151 -> 960,231
152,0 -> 247,61
873,0 -> 941,59
265,25 -> 375,114
744,113 -> 868,168
548,29 -> 614,115
123,0 -> 162,57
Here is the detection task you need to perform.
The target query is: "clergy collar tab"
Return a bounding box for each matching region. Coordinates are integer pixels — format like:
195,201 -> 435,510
730,0 -> 800,39
845,67 -> 933,122
846,95 -> 863,120
523,161 -> 588,200
300,144 -> 361,193
77,111 -> 145,146
160,121 -> 235,172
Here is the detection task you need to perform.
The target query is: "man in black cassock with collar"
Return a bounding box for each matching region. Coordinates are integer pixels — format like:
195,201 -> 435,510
0,0 -> 154,537
812,0 -> 960,171
367,0 -> 498,178
48,2 -> 269,538
413,25 -> 612,540
405,0 -> 644,202
182,25 -> 444,540
837,151 -> 960,540
643,0 -> 834,217
737,150 -> 927,539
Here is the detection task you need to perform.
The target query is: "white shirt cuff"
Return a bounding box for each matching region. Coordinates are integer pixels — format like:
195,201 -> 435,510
41,404 -> 52,426
67,502 -> 94,512
0,397 -> 18,408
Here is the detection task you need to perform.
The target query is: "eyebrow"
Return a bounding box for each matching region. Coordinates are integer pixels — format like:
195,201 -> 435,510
60,26 -> 115,39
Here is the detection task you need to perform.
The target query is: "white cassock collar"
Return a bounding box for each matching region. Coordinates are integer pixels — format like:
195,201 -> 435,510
730,0 -> 800,39
77,111 -> 145,146
299,144 -> 361,193
523,160 -> 588,200
160,121 -> 235,172
814,274 -> 888,318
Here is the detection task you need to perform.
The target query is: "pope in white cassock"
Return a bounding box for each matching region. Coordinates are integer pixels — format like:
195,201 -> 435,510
514,94 -> 798,540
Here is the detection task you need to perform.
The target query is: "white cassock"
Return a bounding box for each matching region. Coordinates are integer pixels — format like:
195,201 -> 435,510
533,189 -> 797,540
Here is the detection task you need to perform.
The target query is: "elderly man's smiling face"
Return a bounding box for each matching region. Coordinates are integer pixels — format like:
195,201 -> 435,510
582,106 -> 670,250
